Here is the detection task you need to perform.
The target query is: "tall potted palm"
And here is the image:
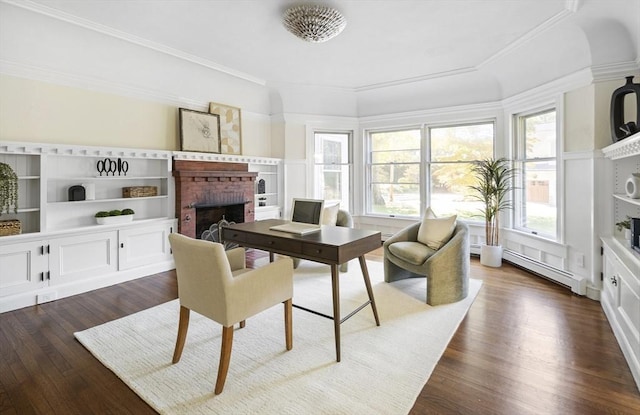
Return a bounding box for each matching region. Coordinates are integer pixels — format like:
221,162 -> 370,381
469,158 -> 516,267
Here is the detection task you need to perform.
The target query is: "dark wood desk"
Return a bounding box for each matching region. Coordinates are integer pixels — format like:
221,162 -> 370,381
221,219 -> 381,361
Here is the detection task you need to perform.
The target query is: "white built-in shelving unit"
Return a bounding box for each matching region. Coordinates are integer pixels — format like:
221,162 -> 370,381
0,141 -> 177,312
600,132 -> 640,392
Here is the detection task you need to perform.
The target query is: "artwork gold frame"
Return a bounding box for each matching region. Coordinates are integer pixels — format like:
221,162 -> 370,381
179,108 -> 221,153
209,102 -> 242,154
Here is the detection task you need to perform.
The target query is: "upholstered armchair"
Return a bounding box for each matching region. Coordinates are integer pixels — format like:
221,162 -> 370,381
292,208 -> 354,272
168,233 -> 294,394
383,221 -> 470,306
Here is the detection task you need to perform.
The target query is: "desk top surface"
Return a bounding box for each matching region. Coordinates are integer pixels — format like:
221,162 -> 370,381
224,219 -> 381,248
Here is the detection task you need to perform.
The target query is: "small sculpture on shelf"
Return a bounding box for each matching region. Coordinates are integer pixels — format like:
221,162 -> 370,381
97,157 -> 129,176
610,76 -> 640,142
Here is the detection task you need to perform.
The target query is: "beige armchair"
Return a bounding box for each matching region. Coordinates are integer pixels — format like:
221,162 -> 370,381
383,221 -> 470,306
292,209 -> 354,272
168,233 -> 294,394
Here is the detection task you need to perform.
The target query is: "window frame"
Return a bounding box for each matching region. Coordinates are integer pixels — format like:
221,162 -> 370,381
311,130 -> 353,211
365,126 -> 423,218
364,119 -> 496,219
426,120 -> 496,221
512,106 -> 561,241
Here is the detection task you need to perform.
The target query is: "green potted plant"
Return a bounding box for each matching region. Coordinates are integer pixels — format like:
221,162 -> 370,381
95,208 -> 135,225
469,157 -> 517,267
0,162 -> 20,236
616,216 -> 631,240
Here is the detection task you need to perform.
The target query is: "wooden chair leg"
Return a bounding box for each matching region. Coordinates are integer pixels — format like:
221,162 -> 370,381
172,306 -> 190,364
214,325 -> 234,395
239,320 -> 246,329
284,298 -> 292,350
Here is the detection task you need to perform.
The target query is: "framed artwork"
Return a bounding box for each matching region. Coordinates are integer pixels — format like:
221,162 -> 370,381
179,108 -> 221,153
209,102 -> 242,154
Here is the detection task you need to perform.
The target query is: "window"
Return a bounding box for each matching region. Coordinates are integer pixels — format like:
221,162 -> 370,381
428,123 -> 494,219
514,109 -> 557,239
313,132 -> 351,209
366,129 -> 421,216
365,123 -> 495,218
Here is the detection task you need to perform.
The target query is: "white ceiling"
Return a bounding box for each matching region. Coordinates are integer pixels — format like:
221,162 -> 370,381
18,0 -> 637,92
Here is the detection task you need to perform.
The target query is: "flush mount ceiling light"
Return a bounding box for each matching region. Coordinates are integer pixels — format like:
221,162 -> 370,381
283,4 -> 346,43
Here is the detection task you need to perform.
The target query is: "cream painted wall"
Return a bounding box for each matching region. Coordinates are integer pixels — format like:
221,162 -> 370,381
564,84 -> 595,152
0,75 -> 177,150
0,75 -> 273,155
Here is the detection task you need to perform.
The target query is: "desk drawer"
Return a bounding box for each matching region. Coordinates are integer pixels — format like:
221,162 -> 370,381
251,234 -> 302,254
221,228 -> 246,244
302,244 -> 338,262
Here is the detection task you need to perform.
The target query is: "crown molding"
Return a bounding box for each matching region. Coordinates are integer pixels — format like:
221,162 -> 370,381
501,67 -> 593,109
1,0 -> 266,86
478,8 -> 576,69
564,0 -> 581,13
0,59 -> 206,109
358,101 -> 502,124
354,67 -> 477,92
590,61 -> 640,83
0,59 -> 272,122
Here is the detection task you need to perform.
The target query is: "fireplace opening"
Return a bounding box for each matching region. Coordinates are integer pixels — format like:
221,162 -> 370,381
196,203 -> 245,248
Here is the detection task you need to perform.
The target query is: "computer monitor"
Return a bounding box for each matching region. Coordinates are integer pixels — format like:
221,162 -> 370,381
291,198 -> 324,225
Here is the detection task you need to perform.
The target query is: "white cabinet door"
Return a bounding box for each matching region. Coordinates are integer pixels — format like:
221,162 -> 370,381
49,231 -> 118,285
0,240 -> 48,297
118,222 -> 173,271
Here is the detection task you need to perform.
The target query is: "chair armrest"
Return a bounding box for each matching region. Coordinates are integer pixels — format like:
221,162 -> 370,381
225,247 -> 246,271
425,224 -> 469,276
383,222 -> 420,248
226,258 -> 294,324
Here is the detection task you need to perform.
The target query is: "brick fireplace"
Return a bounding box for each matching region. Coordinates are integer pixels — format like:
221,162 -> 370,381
173,160 -> 257,239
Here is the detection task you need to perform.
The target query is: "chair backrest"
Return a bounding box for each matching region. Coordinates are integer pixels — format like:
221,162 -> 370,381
336,209 -> 353,228
168,233 -> 235,322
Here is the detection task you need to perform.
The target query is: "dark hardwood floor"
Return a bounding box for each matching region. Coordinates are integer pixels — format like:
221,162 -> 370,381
1,249 -> 639,414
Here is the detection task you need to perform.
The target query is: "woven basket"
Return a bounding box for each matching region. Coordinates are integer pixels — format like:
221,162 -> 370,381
0,219 -> 21,236
122,186 -> 158,198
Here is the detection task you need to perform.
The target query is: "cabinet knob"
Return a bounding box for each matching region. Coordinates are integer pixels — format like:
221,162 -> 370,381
120,243 -> 124,248
610,276 -> 618,286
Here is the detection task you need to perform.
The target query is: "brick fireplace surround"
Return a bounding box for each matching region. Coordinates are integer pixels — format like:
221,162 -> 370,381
173,160 -> 257,238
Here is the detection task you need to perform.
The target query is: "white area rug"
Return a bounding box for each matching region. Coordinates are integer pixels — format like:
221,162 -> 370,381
75,260 -> 481,415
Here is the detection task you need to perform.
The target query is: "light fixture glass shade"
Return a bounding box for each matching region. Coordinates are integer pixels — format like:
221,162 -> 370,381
283,5 -> 346,43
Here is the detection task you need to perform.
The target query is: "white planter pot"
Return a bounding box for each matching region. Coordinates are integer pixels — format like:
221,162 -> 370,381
480,245 -> 503,267
624,228 -> 631,240
96,215 -> 133,225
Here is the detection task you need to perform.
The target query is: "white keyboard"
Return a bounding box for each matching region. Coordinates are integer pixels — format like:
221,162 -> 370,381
269,222 -> 321,235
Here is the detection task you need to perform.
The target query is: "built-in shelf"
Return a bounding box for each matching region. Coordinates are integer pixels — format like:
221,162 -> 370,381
613,194 -> 640,206
601,132 -> 640,160
48,195 -> 168,206
1,141 -> 177,313
49,176 -> 166,181
600,131 -> 640,392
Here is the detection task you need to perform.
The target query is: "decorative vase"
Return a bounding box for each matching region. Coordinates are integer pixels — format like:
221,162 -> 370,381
480,245 -> 503,267
610,76 -> 640,142
625,173 -> 640,199
624,228 -> 631,240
